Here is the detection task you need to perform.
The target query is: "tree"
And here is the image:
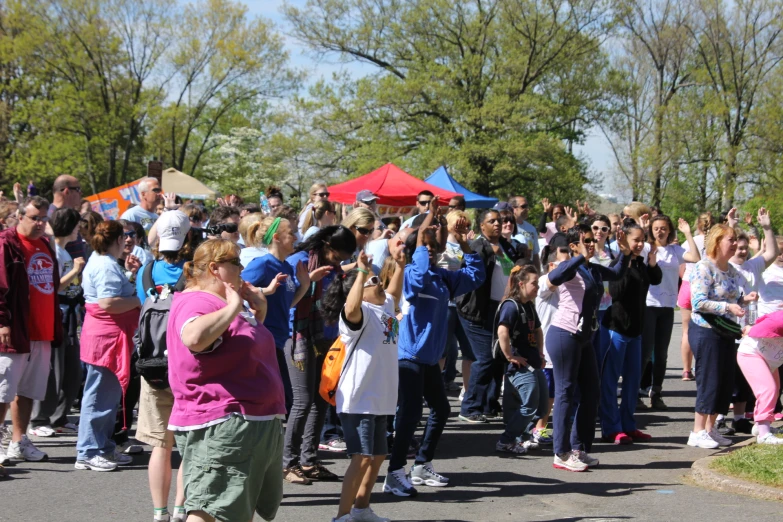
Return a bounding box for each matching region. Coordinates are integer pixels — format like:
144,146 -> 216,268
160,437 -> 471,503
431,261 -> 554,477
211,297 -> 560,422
284,0 -> 610,204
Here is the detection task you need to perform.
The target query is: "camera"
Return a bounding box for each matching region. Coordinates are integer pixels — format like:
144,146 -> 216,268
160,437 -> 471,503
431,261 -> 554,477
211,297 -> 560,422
204,222 -> 238,236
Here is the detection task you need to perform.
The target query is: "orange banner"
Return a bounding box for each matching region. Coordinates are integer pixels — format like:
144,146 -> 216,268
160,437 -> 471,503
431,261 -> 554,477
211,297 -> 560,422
85,180 -> 143,220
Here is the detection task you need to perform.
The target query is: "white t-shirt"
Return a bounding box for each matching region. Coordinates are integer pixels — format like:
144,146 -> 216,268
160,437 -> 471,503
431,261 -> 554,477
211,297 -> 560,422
731,256 -> 766,295
737,336 -> 783,369
646,244 -> 686,308
337,293 -> 399,415
536,274 -> 558,369
682,235 -> 707,281
490,260 -> 508,301
759,263 -> 783,316
120,205 -> 159,232
513,220 -> 540,256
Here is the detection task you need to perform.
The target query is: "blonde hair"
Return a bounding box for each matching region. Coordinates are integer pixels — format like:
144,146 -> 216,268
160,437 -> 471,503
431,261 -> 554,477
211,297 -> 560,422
705,224 -> 737,259
239,212 -> 265,247
180,203 -> 205,224
446,210 -> 469,229
184,239 -> 240,287
624,201 -> 650,222
300,200 -> 335,234
308,183 -> 327,203
379,255 -> 398,290
342,207 -> 375,230
696,212 -> 715,235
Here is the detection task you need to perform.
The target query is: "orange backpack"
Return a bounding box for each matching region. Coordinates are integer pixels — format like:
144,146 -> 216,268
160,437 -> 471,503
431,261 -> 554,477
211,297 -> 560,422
319,327 -> 366,406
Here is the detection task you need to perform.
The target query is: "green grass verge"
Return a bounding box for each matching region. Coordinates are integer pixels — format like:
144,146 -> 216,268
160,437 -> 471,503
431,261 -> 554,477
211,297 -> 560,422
711,443 -> 783,488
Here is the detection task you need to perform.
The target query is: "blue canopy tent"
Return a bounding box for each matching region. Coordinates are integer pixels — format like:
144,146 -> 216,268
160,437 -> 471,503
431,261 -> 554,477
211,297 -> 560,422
424,166 -> 498,209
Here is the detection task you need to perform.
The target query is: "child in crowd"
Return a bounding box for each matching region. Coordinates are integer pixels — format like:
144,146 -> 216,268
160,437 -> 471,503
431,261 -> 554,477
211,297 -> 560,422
494,264 -> 547,455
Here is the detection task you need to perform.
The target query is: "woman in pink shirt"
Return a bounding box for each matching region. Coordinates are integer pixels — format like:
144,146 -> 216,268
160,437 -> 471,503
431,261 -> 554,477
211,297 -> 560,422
166,239 -> 285,522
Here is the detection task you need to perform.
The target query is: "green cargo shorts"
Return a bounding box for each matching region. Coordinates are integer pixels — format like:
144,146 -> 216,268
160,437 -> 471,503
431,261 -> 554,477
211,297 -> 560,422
174,414 -> 284,522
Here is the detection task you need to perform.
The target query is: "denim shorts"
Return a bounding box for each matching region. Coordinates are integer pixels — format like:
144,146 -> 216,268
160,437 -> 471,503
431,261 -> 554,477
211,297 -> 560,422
338,413 -> 388,457
543,368 -> 555,399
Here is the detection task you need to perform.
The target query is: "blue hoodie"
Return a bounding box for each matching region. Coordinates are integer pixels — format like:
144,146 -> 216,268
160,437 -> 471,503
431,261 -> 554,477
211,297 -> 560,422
398,246 -> 485,364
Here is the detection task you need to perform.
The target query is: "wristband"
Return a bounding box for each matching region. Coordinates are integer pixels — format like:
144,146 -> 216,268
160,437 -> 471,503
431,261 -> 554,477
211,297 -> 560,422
356,267 -> 369,275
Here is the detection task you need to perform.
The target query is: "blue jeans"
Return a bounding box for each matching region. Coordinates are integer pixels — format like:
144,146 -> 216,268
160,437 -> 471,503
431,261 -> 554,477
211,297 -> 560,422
76,364 -> 121,460
593,309 -> 610,375
388,360 -> 450,472
459,313 -> 502,417
599,330 -> 642,436
500,369 -> 549,443
546,325 -> 599,456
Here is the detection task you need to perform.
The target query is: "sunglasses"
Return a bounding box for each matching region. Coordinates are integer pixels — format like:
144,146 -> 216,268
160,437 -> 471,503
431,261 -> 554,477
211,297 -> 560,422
222,257 -> 242,267
448,205 -> 461,210
569,238 -> 595,245
592,225 -> 610,233
24,214 -> 49,224
356,227 -> 372,236
124,231 -> 136,238
363,275 -> 381,288
418,200 -> 432,206
502,217 -> 515,224
511,203 -> 529,209
67,186 -> 82,193
315,192 -> 330,198
151,188 -> 162,193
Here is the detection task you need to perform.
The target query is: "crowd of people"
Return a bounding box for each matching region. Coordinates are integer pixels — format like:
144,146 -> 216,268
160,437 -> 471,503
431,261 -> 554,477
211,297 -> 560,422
1,175 -> 783,522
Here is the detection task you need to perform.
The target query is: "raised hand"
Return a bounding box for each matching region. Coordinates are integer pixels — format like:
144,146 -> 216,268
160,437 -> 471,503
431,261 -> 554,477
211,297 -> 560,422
125,254 -> 142,274
639,213 -> 650,230
264,273 -> 287,295
564,206 -> 577,227
163,192 -> 179,210
224,281 -> 244,314
745,211 -> 754,226
677,217 -> 692,236
357,250 -> 372,273
309,265 -> 332,282
429,196 -> 440,216
758,207 -> 772,229
726,207 -> 739,228
449,215 -> 471,242
616,229 -> 631,256
541,198 -> 552,214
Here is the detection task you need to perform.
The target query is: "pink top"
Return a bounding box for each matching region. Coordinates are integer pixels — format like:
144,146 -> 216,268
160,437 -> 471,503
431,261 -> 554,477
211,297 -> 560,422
167,291 -> 285,428
749,310 -> 783,339
551,273 -> 586,335
544,222 -> 558,244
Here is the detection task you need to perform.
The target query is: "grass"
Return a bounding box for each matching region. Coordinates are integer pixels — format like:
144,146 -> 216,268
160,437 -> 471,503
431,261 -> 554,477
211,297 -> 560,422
711,442 -> 783,488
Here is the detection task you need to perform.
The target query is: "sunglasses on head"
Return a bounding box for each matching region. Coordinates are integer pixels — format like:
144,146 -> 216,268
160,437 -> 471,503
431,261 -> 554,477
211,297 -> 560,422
592,225 -> 609,233
363,275 -> 381,288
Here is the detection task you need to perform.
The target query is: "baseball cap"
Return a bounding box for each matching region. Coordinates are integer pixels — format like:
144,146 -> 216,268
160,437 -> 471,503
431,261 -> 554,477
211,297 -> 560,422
493,202 -> 510,211
156,210 -> 191,251
357,190 -> 378,203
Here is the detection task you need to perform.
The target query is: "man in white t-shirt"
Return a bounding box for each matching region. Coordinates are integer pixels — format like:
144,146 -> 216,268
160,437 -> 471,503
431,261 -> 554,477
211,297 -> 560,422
121,177 -> 163,232
509,195 -> 540,272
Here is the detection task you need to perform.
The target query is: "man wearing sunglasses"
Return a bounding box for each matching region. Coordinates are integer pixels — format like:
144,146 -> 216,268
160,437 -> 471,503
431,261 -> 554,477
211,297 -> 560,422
121,177 -> 164,232
207,206 -> 241,244
47,175 -> 86,260
355,190 -> 379,215
400,190 -> 435,230
509,196 -> 540,273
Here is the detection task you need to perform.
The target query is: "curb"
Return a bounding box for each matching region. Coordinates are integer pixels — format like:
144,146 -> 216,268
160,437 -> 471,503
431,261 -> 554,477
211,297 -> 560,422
690,436 -> 783,502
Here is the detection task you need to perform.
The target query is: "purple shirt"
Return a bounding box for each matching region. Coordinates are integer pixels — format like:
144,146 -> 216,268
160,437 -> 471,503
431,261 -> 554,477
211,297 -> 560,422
166,291 -> 285,428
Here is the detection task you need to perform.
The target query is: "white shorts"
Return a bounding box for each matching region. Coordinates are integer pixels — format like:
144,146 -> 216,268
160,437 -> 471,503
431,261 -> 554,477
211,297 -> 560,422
0,341 -> 52,403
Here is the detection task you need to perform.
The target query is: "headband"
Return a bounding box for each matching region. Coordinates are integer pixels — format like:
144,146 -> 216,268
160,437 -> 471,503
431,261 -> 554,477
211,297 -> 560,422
262,217 -> 282,246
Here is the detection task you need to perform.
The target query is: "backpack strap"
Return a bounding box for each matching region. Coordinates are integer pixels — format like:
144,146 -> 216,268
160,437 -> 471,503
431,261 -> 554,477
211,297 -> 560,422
173,269 -> 187,292
142,260 -> 157,297
336,312 -> 368,388
492,299 -> 527,359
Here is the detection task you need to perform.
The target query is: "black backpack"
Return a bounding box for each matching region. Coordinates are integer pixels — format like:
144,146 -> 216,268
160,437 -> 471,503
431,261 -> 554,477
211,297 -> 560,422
133,261 -> 186,389
491,299 -> 529,363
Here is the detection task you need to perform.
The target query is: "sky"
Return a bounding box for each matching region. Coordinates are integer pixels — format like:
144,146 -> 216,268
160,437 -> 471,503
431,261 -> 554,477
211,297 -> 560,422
239,0 -> 620,198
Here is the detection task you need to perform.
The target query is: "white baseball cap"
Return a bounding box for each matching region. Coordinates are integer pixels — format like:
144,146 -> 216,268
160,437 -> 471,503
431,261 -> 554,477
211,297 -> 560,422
156,210 -> 191,251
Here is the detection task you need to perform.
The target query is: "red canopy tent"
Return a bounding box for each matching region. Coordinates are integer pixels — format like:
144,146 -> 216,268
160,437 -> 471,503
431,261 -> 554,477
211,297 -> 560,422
328,163 -> 462,208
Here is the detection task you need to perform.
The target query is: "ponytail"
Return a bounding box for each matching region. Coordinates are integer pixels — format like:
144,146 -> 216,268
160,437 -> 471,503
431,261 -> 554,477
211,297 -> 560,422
322,269 -> 360,324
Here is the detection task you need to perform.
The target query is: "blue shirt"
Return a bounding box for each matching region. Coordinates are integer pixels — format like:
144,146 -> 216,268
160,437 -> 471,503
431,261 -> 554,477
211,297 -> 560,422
82,252 -> 136,303
243,254 -> 299,348
287,250 -> 340,340
398,246 -> 485,364
120,205 -> 159,231
135,259 -> 184,303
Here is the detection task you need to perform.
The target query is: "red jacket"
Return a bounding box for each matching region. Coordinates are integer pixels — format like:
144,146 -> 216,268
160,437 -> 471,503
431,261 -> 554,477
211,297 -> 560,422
0,227 -> 63,354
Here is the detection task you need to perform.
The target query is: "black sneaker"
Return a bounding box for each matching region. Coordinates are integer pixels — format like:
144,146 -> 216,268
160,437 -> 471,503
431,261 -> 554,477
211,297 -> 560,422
732,418 -> 753,434
650,395 -> 667,410
458,414 -> 488,424
636,397 -> 648,410
716,418 -> 736,436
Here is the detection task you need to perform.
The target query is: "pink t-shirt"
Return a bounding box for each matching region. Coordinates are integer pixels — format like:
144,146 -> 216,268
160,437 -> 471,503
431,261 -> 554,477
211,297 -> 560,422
166,291 -> 285,429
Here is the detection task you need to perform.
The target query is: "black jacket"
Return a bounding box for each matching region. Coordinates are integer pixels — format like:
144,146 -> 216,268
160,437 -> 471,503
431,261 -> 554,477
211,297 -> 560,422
602,255 -> 662,337
456,236 -> 524,325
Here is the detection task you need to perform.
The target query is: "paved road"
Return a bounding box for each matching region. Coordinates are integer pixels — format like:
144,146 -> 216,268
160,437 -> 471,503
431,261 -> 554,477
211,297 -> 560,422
2,320 -> 779,521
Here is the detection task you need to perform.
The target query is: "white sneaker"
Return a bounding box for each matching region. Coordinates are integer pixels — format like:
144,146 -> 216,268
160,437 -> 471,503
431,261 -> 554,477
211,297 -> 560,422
687,430 -> 719,449
757,433 -> 783,445
573,450 -> 599,467
708,428 -> 733,447
410,461 -> 449,487
350,507 -> 390,522
382,467 -> 418,497
0,426 -> 9,466
6,435 -> 48,461
751,423 -> 782,437
28,425 -> 57,437
110,449 -> 134,465
74,454 -> 118,472
521,439 -> 539,451
553,452 -> 588,472
117,441 -> 144,455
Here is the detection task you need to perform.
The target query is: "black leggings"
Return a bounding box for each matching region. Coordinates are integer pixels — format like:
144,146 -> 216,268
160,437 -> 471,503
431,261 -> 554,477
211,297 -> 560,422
640,307 -> 674,395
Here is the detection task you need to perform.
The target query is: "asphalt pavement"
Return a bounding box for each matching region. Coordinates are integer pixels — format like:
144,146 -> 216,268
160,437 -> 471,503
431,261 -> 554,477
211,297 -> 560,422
2,320 -> 779,522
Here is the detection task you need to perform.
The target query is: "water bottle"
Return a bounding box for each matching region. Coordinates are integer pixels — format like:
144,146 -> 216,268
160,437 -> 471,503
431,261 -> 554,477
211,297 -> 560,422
748,301 -> 758,326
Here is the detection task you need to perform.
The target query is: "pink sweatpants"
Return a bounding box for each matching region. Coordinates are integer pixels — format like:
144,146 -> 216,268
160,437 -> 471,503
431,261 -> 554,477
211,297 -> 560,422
737,351 -> 780,423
